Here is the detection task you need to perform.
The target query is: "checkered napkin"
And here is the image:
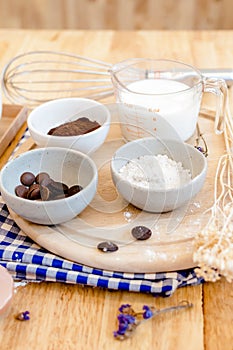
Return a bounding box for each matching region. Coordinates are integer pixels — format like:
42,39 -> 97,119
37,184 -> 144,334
0,132 -> 203,296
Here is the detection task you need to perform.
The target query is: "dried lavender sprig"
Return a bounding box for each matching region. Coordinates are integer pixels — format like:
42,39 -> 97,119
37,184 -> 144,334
114,300 -> 193,340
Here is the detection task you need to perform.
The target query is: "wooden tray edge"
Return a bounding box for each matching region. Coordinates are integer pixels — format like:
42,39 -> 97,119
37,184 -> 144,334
0,104 -> 28,159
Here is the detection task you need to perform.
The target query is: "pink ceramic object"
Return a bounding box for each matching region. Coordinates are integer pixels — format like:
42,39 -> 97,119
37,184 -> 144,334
0,265 -> 13,317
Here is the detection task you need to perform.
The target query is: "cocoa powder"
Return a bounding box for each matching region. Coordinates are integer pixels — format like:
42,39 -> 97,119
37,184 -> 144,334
48,117 -> 100,136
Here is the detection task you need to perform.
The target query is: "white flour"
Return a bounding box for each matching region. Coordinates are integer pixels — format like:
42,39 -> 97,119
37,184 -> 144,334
119,154 -> 192,190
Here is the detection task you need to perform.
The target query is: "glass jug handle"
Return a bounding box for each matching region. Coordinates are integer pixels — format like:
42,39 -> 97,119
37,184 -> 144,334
203,77 -> 228,134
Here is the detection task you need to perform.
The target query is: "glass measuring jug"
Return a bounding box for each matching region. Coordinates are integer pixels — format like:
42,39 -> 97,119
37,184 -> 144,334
110,58 -> 227,141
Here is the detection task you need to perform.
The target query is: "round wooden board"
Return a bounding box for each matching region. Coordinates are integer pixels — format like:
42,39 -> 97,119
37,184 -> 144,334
8,111 -> 223,273
9,208 -> 197,273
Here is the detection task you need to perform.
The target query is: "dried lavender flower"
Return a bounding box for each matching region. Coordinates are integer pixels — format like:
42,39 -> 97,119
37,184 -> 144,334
113,301 -> 193,340
142,305 -> 154,319
16,310 -> 30,321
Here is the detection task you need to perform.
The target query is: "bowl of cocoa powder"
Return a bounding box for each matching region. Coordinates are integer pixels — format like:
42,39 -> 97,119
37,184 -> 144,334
27,98 -> 111,154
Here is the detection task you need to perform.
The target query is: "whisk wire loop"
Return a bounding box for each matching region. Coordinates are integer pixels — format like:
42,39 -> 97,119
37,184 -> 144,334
2,50 -> 114,107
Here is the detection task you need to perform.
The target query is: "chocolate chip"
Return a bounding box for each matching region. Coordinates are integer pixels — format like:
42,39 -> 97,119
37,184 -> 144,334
97,241 -> 119,253
131,226 -> 152,240
49,180 -> 69,194
35,172 -> 51,184
40,185 -> 50,201
40,177 -> 52,187
67,185 -> 83,197
27,184 -> 41,200
20,172 -> 35,187
15,185 -> 29,199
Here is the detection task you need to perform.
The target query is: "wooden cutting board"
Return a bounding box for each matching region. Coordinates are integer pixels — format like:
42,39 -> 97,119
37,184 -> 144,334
8,111 -> 224,273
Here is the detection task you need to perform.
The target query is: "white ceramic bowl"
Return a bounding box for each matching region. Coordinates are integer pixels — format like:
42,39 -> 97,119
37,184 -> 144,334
27,98 -> 111,154
0,147 -> 98,225
111,137 -> 207,213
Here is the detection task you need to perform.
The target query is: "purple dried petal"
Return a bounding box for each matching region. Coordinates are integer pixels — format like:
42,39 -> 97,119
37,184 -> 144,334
118,313 -> 135,324
142,305 -> 153,319
195,146 -> 204,153
116,321 -> 129,335
23,311 -> 30,320
119,304 -> 131,312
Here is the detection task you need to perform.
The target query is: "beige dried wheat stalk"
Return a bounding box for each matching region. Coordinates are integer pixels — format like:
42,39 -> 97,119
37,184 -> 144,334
193,89 -> 233,282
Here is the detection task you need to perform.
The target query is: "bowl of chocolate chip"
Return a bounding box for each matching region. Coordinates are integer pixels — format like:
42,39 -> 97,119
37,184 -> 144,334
0,147 -> 98,225
27,98 -> 111,154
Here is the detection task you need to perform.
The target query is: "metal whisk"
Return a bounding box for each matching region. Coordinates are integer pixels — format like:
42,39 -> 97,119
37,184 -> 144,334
1,50 -> 114,108
2,50 -> 233,108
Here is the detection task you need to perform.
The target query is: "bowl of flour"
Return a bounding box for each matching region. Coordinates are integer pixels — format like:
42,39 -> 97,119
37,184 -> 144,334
111,137 -> 207,213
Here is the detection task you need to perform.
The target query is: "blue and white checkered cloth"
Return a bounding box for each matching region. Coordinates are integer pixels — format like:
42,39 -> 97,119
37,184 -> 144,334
0,131 -> 203,296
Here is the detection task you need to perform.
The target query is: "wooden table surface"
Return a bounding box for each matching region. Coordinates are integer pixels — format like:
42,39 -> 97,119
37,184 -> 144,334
0,29 -> 233,350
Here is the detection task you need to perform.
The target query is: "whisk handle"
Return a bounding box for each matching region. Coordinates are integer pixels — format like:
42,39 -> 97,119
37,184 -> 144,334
200,68 -> 233,87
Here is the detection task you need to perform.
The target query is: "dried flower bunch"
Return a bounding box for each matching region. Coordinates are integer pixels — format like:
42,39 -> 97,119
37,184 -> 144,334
194,99 -> 233,282
113,301 -> 193,340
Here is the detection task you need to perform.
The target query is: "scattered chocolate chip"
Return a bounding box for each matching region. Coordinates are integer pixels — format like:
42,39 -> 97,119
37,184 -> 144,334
15,185 -> 29,199
67,185 -> 83,197
20,172 -> 35,187
97,241 -> 119,253
131,226 -> 152,240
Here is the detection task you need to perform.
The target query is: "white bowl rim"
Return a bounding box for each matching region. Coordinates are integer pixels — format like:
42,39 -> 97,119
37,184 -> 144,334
0,147 -> 98,207
111,137 -> 207,193
27,97 -> 111,140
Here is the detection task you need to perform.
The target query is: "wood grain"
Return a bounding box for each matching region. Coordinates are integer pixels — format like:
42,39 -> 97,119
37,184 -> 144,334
0,29 -> 232,350
203,280 -> 233,350
0,0 -> 233,30
0,105 -> 27,159
0,282 -> 203,350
